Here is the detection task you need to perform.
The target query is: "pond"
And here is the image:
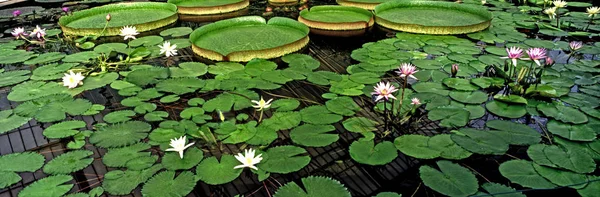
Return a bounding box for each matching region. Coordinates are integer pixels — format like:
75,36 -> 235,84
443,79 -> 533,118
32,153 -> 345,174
0,0 -> 599,197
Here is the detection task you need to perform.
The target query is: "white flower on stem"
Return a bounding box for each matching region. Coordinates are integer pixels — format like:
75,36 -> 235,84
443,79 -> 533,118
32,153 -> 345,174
159,41 -> 178,57
544,7 -> 557,20
251,97 -> 273,111
119,26 -> 138,40
411,98 -> 421,105
62,71 -> 85,89
569,41 -> 583,51
30,25 -> 46,40
587,7 -> 600,17
396,63 -> 419,80
553,0 -> 567,8
234,148 -> 263,170
11,27 -> 27,39
165,136 -> 195,159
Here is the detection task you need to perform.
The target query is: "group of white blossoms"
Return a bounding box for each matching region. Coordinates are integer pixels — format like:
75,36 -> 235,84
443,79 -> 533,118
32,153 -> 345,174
62,20 -> 178,89
543,0 -> 600,20
167,97 -> 273,170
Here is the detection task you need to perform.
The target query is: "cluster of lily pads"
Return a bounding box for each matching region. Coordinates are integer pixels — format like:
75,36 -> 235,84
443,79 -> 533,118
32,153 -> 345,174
1,0 -> 600,197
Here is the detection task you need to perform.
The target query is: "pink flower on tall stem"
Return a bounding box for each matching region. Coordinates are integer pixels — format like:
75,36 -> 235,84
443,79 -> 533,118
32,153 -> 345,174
569,41 -> 583,51
372,81 -> 398,102
12,10 -> 21,17
525,48 -> 547,66
396,63 -> 418,80
411,98 -> 421,105
501,46 -> 523,67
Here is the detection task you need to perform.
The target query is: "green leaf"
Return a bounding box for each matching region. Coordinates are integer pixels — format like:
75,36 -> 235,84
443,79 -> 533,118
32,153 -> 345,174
208,62 -> 244,75
537,102 -> 588,124
103,143 -> 151,168
300,106 -> 343,125
156,78 -> 205,95
290,124 -> 339,147
419,160 -> 478,197
493,94 -> 528,104
170,62 -> 207,78
162,147 -> 204,171
62,51 -> 100,63
7,81 -> 64,102
533,164 -> 588,189
0,152 -> 45,172
160,27 -> 193,37
428,106 -> 470,128
373,192 -> 402,197
499,160 -> 557,189
485,120 -> 541,145
442,78 -> 479,91
103,165 -> 163,195
144,111 -> 169,122
326,96 -> 360,116
394,134 -> 471,160
349,140 -> 397,165
43,120 -> 86,139
24,52 -> 65,65
348,72 -> 380,84
527,144 -> 595,174
89,121 -> 152,148
246,126 -> 278,146
128,36 -> 163,47
448,91 -> 488,104
125,67 -> 169,86
203,93 -> 235,112
0,70 -> 30,87
67,72 -> 119,95
0,110 -> 32,134
180,107 -> 204,119
261,111 -> 302,131
271,99 -> 300,112
195,155 -> 242,185
343,117 -> 378,140
486,100 -> 527,119
283,54 -> 320,70
19,175 -> 73,197
142,171 -> 196,197
260,146 -> 311,174
104,110 -> 136,123
43,150 -> 93,175
451,128 -> 509,155
480,183 -> 525,197
273,176 -> 351,197
546,120 -> 596,141
578,176 -> 600,197
0,171 -> 21,189
412,82 -> 450,96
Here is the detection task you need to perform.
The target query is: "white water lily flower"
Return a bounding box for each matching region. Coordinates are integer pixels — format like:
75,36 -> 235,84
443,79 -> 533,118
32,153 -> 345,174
251,97 -> 273,111
587,7 -> 600,17
544,7 -> 557,20
62,71 -> 85,89
119,26 -> 139,40
553,0 -> 567,8
234,148 -> 263,170
159,41 -> 178,57
165,136 -> 195,159
30,25 -> 46,40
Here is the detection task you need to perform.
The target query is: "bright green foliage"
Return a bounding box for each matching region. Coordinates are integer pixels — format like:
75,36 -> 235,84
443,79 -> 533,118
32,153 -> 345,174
486,100 -> 527,119
103,143 -> 151,167
451,128 -> 509,155
373,192 -> 402,197
290,124 -> 339,147
394,134 -> 471,160
546,120 -> 596,141
162,147 -> 203,170
480,183 -> 525,197
104,110 -> 136,123
261,111 -> 302,131
196,155 -> 243,185
43,150 -> 94,175
0,70 -> 30,88
533,164 -> 588,189
448,91 -> 488,104
349,140 -> 397,165
19,175 -> 73,197
156,78 -> 205,95
0,152 -> 45,172
89,121 -> 152,148
326,96 -> 360,116
0,172 -> 21,189
43,120 -> 86,139
578,176 -> 600,197
0,110 -> 31,134
14,94 -> 91,122
428,106 -> 470,128
160,27 -> 193,37
141,171 -> 196,197
419,160 -> 478,197
259,146 -> 311,173
526,144 -> 595,174
300,105 -> 343,125
24,52 -> 65,65
274,176 -> 351,197
270,99 -> 300,112
7,81 -> 64,102
443,78 -> 480,91
537,102 -> 588,124
103,165 -> 163,195
343,117 -> 378,140
499,160 -> 557,189
485,120 -> 541,145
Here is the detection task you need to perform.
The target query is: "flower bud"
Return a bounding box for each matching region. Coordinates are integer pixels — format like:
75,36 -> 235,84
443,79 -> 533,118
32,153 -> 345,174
545,57 -> 554,66
106,14 -> 111,21
12,10 -> 21,17
451,64 -> 459,77
62,7 -> 69,13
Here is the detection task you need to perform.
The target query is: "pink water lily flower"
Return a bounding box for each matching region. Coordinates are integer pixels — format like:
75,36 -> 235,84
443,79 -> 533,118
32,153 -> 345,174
569,41 -> 583,51
525,48 -> 547,66
501,46 -> 523,67
545,57 -> 554,66
411,98 -> 421,105
12,10 -> 21,17
396,63 -> 418,80
372,81 -> 398,102
11,27 -> 28,39
62,7 -> 69,13
30,25 -> 46,40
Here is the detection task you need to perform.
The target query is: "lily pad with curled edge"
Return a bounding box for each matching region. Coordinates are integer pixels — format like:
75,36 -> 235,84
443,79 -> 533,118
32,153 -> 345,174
486,100 -> 527,119
59,2 -> 178,36
298,5 -> 374,36
336,0 -> 393,10
190,16 -> 309,62
375,1 -> 491,34
349,140 -> 397,165
273,176 -> 351,197
167,0 -> 249,15
195,155 -> 242,185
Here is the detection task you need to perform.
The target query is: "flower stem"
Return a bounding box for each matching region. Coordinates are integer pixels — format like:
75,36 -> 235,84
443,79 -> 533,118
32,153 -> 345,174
383,101 -> 388,132
586,16 -> 595,30
258,110 -> 264,123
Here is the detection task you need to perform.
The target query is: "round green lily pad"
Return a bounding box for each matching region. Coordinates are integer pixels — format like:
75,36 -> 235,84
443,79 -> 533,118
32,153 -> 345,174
167,0 -> 249,15
336,0 -> 393,10
486,100 -> 527,119
190,16 -> 309,62
59,2 -> 178,36
374,1 -> 492,34
298,6 -> 374,36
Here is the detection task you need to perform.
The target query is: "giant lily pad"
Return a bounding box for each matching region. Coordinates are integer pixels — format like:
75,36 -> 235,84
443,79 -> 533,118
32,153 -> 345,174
190,16 -> 309,61
59,2 -> 178,36
298,5 -> 374,36
168,0 -> 249,15
374,1 -> 492,34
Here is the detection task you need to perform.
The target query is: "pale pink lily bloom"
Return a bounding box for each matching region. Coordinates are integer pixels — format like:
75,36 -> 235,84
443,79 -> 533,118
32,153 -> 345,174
372,81 -> 398,102
524,48 -> 547,66
569,41 -> 583,51
30,25 -> 46,40
411,98 -> 421,105
545,57 -> 554,66
11,27 -> 28,39
500,46 -> 523,67
396,63 -> 418,80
